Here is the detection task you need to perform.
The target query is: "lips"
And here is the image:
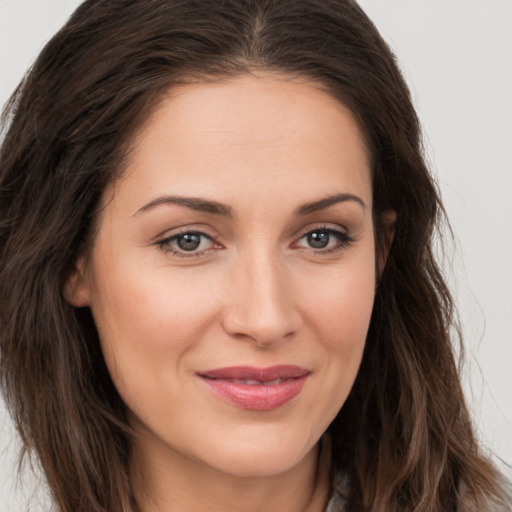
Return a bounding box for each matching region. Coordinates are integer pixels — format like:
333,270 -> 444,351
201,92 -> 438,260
197,365 -> 310,411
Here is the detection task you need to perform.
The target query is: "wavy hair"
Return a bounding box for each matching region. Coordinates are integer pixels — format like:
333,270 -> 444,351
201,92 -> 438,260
0,0 -> 508,510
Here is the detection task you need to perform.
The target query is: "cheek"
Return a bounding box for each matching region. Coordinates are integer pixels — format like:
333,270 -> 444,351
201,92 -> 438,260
88,257 -> 220,392
298,249 -> 376,409
317,279 -> 374,374
303,251 -> 376,344
89,268 -> 222,432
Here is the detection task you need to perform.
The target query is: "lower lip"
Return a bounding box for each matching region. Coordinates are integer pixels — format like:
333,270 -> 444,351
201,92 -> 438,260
199,375 -> 309,411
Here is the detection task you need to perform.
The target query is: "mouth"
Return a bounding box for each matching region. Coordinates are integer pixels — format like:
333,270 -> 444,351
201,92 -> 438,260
197,365 -> 311,411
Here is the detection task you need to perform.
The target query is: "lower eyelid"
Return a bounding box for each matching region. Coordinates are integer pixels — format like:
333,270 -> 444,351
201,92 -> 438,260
155,226 -> 353,256
296,228 -> 354,250
156,231 -> 215,255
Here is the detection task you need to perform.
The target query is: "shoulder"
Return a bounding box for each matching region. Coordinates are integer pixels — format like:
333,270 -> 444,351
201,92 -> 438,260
324,472 -> 512,512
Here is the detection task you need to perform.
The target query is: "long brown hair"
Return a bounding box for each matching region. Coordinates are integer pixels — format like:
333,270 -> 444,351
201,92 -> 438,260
0,1 -> 508,510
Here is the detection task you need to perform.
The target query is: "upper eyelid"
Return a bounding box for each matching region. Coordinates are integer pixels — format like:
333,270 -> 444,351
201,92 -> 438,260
153,220 -> 355,249
295,227 -> 354,245
299,226 -> 349,237
156,231 -> 217,258
152,224 -> 218,243
155,223 -> 351,242
165,229 -> 213,239
292,222 -> 350,240
161,231 -> 215,248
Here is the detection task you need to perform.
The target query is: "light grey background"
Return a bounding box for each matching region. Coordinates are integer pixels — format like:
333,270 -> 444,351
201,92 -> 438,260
1,1 -> 511,510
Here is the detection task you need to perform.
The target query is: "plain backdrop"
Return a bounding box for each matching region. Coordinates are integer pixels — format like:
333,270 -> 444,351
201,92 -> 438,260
1,1 -> 511,510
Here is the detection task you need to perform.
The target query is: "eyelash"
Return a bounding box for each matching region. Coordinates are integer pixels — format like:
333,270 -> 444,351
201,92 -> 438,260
156,230 -> 216,258
156,226 -> 354,258
294,226 -> 354,254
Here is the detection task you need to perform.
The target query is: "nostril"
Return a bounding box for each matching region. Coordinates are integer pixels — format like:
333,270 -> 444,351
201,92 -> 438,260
221,259 -> 302,344
222,309 -> 300,346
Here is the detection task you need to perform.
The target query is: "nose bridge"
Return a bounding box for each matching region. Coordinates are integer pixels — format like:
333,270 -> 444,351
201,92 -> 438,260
223,245 -> 299,344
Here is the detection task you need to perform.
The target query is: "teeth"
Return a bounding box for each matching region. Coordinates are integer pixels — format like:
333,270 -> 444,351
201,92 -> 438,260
265,378 -> 283,385
234,379 -> 260,385
228,378 -> 285,386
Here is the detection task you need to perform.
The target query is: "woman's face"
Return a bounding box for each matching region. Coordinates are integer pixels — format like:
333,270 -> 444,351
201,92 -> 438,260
70,74 -> 378,478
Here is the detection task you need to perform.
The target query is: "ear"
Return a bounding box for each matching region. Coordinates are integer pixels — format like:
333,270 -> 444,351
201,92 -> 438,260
63,258 -> 91,307
377,209 -> 397,276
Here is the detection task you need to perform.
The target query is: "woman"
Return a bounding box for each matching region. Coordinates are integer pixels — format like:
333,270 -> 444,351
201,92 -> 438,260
0,0 -> 509,511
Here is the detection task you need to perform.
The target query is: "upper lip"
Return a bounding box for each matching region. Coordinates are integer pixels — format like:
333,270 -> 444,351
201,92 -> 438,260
198,365 -> 310,382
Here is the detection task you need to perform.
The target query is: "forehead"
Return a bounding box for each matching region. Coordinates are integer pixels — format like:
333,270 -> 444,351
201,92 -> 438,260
111,73 -> 372,214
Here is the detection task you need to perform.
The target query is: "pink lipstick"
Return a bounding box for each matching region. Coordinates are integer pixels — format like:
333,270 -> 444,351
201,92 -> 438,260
197,365 -> 310,411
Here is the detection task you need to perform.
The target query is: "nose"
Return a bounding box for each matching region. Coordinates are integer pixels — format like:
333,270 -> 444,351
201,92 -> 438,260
221,251 -> 302,346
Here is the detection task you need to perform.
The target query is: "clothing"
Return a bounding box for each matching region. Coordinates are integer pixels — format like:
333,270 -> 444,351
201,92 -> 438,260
324,471 -> 348,512
325,490 -> 346,512
324,473 -> 512,512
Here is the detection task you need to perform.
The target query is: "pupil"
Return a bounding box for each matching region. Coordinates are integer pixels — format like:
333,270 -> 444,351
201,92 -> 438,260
177,233 -> 201,251
308,231 -> 329,249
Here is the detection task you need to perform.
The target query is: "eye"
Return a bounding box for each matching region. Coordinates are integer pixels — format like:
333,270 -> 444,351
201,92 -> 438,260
295,227 -> 353,252
157,231 -> 215,256
305,230 -> 331,249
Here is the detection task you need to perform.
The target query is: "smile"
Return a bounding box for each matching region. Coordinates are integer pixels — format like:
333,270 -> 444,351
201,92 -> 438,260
221,378 -> 286,385
197,365 -> 310,411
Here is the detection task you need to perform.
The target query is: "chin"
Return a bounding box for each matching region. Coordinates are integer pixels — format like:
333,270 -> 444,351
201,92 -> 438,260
198,429 -> 317,478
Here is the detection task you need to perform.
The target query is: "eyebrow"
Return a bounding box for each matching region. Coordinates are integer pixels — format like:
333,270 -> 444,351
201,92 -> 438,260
295,193 -> 366,215
135,195 -> 235,217
134,192 -> 366,218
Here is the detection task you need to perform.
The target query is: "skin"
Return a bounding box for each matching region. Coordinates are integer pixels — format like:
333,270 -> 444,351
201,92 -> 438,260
68,73 -> 393,512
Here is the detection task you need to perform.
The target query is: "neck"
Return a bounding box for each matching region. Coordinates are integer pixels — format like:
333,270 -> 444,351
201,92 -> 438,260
129,434 -> 331,512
